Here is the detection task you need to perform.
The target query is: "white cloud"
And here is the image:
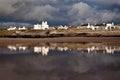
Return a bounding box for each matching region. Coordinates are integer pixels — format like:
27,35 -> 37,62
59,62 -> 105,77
0,0 -> 18,15
24,5 -> 59,21
68,2 -> 120,25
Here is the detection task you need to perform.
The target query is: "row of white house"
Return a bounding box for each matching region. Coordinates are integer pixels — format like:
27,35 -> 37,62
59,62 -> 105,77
7,21 -> 50,31
7,21 -> 69,31
7,26 -> 27,31
7,21 -> 117,31
87,22 -> 116,30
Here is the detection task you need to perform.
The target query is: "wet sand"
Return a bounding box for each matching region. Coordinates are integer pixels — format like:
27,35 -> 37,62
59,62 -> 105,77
0,37 -> 120,44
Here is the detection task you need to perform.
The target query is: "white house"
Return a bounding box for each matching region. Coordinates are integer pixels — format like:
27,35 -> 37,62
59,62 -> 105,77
87,22 -> 116,30
34,24 -> 41,30
33,21 -> 49,30
41,21 -> 49,30
87,23 -> 91,29
7,26 -> 17,31
105,22 -> 116,30
18,26 -> 27,30
87,23 -> 100,30
57,25 -> 68,30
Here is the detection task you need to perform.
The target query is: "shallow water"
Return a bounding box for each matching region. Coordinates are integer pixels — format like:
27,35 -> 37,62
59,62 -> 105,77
0,42 -> 120,80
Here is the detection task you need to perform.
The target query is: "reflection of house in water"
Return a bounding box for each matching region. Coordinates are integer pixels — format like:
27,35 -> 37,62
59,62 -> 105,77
7,43 -> 120,55
8,45 -> 17,51
39,45 -> 120,54
105,46 -> 115,54
57,47 -> 69,51
87,46 -> 99,53
86,46 -> 118,54
34,46 -> 49,56
7,45 -> 27,51
18,46 -> 27,51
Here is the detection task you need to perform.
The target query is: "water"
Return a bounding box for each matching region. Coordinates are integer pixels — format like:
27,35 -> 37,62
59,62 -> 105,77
0,42 -> 120,80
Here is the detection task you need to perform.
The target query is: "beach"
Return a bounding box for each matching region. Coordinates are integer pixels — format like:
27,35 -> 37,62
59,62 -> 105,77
0,37 -> 120,44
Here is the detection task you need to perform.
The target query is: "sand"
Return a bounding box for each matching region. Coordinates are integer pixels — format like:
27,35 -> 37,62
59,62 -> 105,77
0,37 -> 120,45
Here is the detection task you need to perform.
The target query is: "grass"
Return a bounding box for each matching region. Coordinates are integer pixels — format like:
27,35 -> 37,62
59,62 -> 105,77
0,28 -> 119,38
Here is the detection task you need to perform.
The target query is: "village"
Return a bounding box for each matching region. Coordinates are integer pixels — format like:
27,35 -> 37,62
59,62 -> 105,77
7,21 -> 120,31
0,21 -> 119,38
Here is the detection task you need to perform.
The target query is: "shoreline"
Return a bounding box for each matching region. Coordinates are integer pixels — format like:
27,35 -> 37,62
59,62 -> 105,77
0,37 -> 120,44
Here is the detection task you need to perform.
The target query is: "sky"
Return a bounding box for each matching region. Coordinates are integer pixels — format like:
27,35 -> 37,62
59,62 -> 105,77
0,0 -> 120,26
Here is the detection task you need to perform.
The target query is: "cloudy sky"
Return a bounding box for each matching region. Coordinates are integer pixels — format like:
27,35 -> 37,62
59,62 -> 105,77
0,0 -> 120,26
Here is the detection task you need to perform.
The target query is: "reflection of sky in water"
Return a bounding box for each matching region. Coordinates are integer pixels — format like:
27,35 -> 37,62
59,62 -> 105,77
0,51 -> 120,80
0,43 -> 120,80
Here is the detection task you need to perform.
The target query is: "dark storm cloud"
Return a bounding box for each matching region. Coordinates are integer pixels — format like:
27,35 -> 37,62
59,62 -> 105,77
90,0 -> 120,5
88,0 -> 120,11
0,0 -> 120,25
